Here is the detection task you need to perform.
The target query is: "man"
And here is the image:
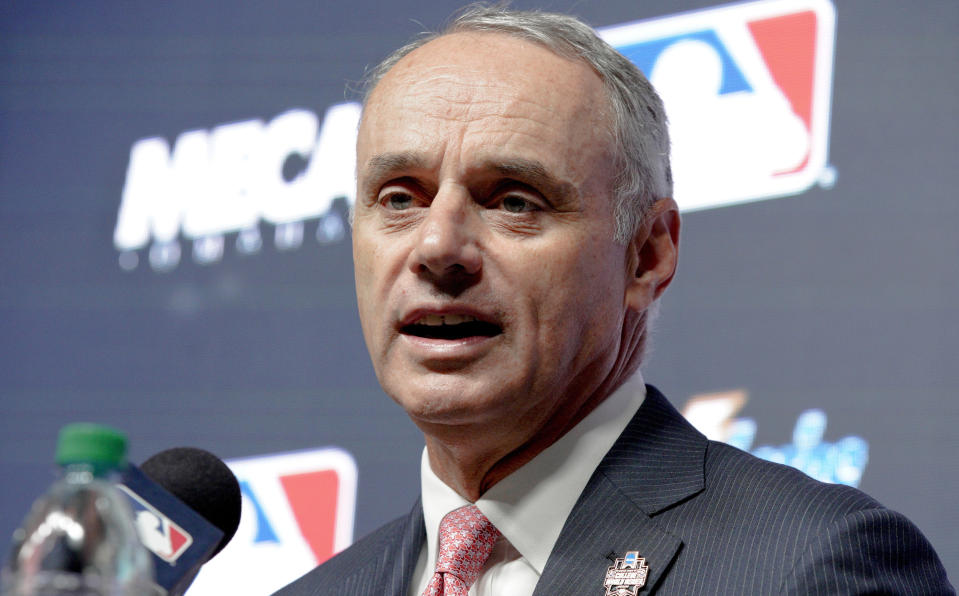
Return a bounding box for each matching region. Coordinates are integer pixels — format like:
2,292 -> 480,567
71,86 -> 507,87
278,5 -> 952,595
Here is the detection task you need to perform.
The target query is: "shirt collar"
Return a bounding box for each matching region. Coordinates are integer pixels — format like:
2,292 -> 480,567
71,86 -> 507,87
420,372 -> 646,576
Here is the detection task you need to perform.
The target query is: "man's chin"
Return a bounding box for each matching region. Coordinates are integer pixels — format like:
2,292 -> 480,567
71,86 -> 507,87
388,383 -> 517,428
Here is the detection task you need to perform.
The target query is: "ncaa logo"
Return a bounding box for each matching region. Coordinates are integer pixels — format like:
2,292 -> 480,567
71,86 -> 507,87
600,0 -> 837,211
118,485 -> 194,563
185,447 -> 357,596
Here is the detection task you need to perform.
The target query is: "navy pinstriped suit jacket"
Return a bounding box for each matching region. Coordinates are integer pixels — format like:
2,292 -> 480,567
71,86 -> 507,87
275,386 -> 953,595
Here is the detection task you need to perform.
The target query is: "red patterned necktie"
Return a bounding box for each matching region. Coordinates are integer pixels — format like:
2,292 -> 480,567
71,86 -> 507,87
423,504 -> 501,596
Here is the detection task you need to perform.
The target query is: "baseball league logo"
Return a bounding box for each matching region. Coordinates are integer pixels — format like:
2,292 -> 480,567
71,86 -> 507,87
601,0 -> 837,212
184,447 -> 357,596
118,485 -> 194,563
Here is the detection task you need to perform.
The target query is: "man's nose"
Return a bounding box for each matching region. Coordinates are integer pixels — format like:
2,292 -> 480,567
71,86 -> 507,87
408,188 -> 482,282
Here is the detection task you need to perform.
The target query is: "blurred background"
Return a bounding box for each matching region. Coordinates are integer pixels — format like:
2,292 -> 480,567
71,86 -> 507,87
1,0 -> 956,592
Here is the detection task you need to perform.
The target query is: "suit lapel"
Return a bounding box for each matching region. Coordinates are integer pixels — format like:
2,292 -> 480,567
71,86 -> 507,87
532,473 -> 683,595
386,501 -> 426,596
598,386 -> 707,515
341,500 -> 424,596
534,386 -> 707,594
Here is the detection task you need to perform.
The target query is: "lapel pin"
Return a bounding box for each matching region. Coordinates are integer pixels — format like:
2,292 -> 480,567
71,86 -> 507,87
604,550 -> 649,595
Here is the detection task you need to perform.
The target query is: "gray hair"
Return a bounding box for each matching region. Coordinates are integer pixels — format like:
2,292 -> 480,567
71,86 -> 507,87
361,3 -> 672,241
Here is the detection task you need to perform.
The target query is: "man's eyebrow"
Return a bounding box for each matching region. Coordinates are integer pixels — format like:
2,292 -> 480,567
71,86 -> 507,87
357,152 -> 430,200
362,152 -> 428,183
490,159 -> 578,208
360,153 -> 579,207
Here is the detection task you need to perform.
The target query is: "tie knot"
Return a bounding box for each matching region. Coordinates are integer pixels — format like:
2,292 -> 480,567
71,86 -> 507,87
434,505 -> 501,587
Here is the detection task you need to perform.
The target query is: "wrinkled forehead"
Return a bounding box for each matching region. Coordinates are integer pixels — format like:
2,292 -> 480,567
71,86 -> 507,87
359,32 -> 614,158
368,31 -> 596,99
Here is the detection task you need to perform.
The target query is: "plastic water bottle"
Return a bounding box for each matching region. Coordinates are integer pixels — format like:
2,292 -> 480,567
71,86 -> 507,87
1,424 -> 157,595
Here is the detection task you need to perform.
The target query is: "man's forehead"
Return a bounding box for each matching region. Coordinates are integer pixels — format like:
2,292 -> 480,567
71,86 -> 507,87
356,30 -> 616,199
363,34 -> 608,129
366,31 -> 603,110
388,31 -> 553,74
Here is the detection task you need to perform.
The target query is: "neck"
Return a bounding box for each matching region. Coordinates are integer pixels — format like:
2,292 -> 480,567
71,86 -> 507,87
422,371 -> 628,501
422,311 -> 648,501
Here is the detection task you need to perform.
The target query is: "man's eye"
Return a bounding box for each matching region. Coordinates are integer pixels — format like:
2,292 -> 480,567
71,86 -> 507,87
502,195 -> 538,213
383,193 -> 414,210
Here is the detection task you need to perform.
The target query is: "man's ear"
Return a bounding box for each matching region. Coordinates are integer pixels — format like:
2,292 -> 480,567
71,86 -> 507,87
625,197 -> 680,312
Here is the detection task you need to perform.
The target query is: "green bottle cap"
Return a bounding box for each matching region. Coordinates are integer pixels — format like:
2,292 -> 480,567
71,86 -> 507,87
55,423 -> 128,470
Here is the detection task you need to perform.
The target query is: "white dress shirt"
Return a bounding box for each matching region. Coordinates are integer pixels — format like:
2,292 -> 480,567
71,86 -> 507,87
409,373 -> 647,596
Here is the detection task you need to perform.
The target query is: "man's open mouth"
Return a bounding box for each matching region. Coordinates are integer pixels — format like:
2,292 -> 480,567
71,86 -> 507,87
401,314 -> 502,340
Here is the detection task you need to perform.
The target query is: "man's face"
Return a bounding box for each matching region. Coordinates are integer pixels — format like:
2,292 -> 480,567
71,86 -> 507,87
353,32 -> 638,437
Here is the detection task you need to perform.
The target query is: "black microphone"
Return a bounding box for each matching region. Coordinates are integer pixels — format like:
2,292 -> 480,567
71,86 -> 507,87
141,447 -> 242,557
118,447 -> 242,596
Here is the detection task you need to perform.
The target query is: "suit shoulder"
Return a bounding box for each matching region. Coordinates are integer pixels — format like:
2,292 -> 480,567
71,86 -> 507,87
703,439 -> 881,520
784,504 -> 954,593
658,442 -> 952,592
706,441 -> 882,506
272,515 -> 411,596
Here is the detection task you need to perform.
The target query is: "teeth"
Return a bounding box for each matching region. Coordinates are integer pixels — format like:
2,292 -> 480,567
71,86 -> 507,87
444,314 -> 477,325
417,314 -> 478,326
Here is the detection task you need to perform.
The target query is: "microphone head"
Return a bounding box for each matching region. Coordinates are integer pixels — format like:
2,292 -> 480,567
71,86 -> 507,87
141,447 -> 241,556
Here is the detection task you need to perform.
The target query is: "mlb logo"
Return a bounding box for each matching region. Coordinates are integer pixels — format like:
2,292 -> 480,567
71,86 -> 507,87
600,0 -> 836,211
185,447 -> 357,596
118,484 -> 194,563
